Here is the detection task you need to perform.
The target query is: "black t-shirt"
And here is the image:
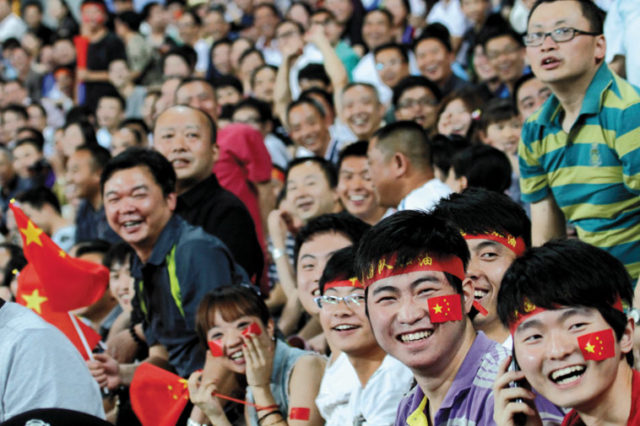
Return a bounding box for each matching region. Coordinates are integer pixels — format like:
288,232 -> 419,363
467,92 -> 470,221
84,31 -> 126,110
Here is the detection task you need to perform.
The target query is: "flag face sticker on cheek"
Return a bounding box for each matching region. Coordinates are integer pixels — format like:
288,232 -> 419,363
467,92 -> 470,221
427,294 -> 463,323
577,329 -> 616,361
242,322 -> 262,337
208,339 -> 224,357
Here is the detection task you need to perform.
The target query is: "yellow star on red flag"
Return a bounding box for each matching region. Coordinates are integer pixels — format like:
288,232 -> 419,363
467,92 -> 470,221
21,288 -> 48,314
20,220 -> 43,247
433,303 -> 443,314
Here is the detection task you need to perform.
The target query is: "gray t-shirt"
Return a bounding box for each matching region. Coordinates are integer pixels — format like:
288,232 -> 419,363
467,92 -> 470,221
0,302 -> 105,422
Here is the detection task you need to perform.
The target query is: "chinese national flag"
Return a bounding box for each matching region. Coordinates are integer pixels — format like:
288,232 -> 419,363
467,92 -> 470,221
428,294 -> 463,323
130,363 -> 190,426
10,203 -> 109,312
16,264 -> 101,360
578,329 -> 616,361
289,407 -> 311,420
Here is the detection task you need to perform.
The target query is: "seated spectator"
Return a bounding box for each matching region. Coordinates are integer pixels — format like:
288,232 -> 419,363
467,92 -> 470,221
393,76 -> 442,133
382,0 -> 415,44
436,88 -> 483,140
494,239 -> 635,425
208,38 -> 232,79
95,90 -> 127,149
479,23 -> 527,99
14,187 -> 76,253
110,124 -> 145,157
446,145 -> 512,194
373,43 -> 410,106
214,75 -> 244,110
2,104 -> 28,146
414,24 -> 469,98
12,137 -> 44,182
340,83 -> 385,143
162,45 -> 197,78
107,58 -> 148,119
512,72 -> 551,121
337,141 -> 387,225
188,285 -> 326,425
238,48 -> 266,95
368,121 -> 451,211
355,210 -> 562,424
317,246 -> 413,424
0,147 -> 32,223
113,11 -> 152,81
287,1 -> 313,30
457,0 -> 492,68
175,9 -> 209,76
431,134 -> 472,182
251,64 -> 278,105
287,97 -> 340,163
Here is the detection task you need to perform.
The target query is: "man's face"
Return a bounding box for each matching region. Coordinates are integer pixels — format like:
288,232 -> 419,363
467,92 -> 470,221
177,13 -> 198,45
367,136 -> 397,208
23,4 -> 42,28
516,77 -> 551,121
254,6 -> 279,39
460,0 -> 490,26
96,97 -> 123,130
288,103 -> 330,157
103,165 -> 176,251
485,35 -> 525,85
212,43 -> 232,75
394,86 -> 439,130
204,10 -> 229,41
81,4 -> 107,29
27,105 -> 47,131
319,285 -> 379,354
275,22 -> 303,56
10,48 -> 30,74
252,67 -> 276,103
375,48 -> 409,89
362,11 -> 392,50
310,12 -> 342,45
366,269 -> 473,373
341,85 -> 382,140
153,107 -> 216,187
175,81 -> 218,120
337,156 -> 379,220
66,150 -> 100,201
484,117 -> 522,156
3,82 -> 26,105
286,161 -> 338,223
232,107 -> 265,135
415,38 -> 453,86
514,307 -> 633,410
296,232 -> 352,315
111,128 -> 138,157
526,1 -> 605,86
465,239 -> 516,334
2,111 -> 25,140
108,59 -> 130,89
216,86 -> 242,109
53,40 -> 76,66
13,143 -> 42,179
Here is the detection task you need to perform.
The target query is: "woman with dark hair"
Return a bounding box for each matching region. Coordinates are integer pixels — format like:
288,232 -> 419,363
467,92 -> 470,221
324,0 -> 366,53
188,285 -> 326,426
436,88 -> 484,142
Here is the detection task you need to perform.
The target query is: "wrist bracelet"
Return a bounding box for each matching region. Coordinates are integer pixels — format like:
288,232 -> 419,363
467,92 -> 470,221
187,418 -> 205,426
257,410 -> 282,424
129,322 -> 144,346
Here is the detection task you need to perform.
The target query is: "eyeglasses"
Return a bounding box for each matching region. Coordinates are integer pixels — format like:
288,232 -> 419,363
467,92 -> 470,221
314,294 -> 365,309
375,59 -> 404,70
485,44 -> 522,60
523,27 -> 601,47
397,97 -> 438,110
276,30 -> 299,41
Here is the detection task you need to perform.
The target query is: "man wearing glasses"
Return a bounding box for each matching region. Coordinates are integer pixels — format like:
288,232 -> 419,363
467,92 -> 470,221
519,0 -> 640,285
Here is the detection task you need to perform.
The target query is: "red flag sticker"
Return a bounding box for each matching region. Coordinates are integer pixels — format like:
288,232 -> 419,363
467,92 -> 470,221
578,329 -> 616,361
472,300 -> 489,316
428,294 -> 463,323
242,322 -> 262,337
208,339 -> 224,357
289,407 -> 310,420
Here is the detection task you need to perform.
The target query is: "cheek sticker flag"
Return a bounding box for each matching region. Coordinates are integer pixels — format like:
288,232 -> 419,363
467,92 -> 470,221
577,329 -> 616,361
427,294 -> 463,323
208,322 -> 263,356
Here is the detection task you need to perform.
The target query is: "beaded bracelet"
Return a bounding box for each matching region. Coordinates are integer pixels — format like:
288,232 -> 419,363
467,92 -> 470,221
257,409 -> 282,425
129,322 -> 144,346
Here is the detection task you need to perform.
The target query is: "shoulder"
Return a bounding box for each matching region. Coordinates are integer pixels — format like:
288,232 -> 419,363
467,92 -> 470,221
473,336 -> 509,389
395,385 -> 424,422
174,219 -> 229,256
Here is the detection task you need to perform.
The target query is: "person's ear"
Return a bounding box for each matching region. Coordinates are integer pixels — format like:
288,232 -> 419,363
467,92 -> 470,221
460,277 -> 475,314
266,318 -> 276,340
211,142 -> 220,164
166,192 -> 177,211
393,152 -> 409,177
594,35 -> 606,65
459,175 -> 468,191
619,316 -> 635,355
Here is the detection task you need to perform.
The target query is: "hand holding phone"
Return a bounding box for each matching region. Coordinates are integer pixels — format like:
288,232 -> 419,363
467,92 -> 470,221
492,355 -> 542,426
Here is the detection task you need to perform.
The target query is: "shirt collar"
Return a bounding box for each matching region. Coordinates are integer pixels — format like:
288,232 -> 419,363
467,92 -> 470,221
145,214 -> 181,266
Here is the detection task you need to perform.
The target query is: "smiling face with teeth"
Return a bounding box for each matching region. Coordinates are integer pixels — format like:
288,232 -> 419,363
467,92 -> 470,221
337,155 -> 385,224
341,85 -> 384,141
366,269 -> 476,375
513,307 -> 634,411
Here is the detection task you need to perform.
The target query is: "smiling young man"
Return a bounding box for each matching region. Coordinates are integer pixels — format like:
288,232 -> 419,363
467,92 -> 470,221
493,239 -> 637,425
432,188 -> 530,347
519,0 -> 640,287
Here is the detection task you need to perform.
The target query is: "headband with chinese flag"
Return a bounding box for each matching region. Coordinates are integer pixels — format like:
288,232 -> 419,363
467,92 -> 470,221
461,231 -> 526,257
324,277 -> 363,291
362,253 -> 465,287
509,297 -> 626,335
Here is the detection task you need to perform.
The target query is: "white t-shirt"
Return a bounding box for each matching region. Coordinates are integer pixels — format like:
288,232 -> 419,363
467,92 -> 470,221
346,355 -> 414,425
426,0 -> 469,38
316,352 -> 360,426
397,178 -> 452,212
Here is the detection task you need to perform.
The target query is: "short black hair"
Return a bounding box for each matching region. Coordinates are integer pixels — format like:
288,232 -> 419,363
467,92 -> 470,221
498,238 -> 633,365
101,147 -> 176,196
430,134 -> 471,176
15,186 -> 62,214
120,117 -> 150,135
392,75 -> 442,107
0,243 -> 26,289
21,0 -> 42,14
355,210 -> 470,294
16,126 -> 45,148
76,143 -> 111,172
163,45 -> 198,72
341,82 -> 379,103
250,64 -> 277,89
73,239 -> 111,257
97,88 -> 126,112
286,156 -> 337,191
479,20 -> 524,49
432,187 -> 531,247
298,64 -> 330,87
103,241 -> 134,269
2,103 -> 28,121
319,245 -> 358,295
372,120 -> 432,169
512,73 -> 536,111
528,0 -> 604,33
63,119 -> 99,146
477,98 -> 518,132
415,22 -> 452,52
254,2 -> 281,18
238,48 -> 264,68
364,8 -> 393,26
299,88 -> 334,113
294,212 -> 371,269
450,145 -> 512,193
232,97 -> 272,123
374,42 -> 409,63
337,140 -> 368,172
115,10 -> 141,31
213,75 -> 243,94
141,1 -> 162,22
14,137 -> 43,153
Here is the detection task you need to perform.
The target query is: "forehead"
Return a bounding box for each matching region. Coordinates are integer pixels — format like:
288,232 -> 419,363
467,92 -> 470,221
364,11 -> 389,25
516,306 -> 599,333
155,107 -> 210,130
233,106 -> 260,118
104,165 -> 160,191
289,103 -> 321,120
528,0 -> 587,28
277,22 -> 299,34
69,149 -> 92,165
400,86 -> 435,100
416,38 -> 446,52
340,155 -> 367,171
299,232 -> 352,256
288,161 -> 328,182
369,269 -> 452,293
343,85 -> 376,101
486,34 -> 520,49
375,48 -> 403,60
518,78 -> 546,97
176,81 -> 214,97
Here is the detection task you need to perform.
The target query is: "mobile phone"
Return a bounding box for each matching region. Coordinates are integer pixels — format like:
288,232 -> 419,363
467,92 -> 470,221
509,354 -> 529,426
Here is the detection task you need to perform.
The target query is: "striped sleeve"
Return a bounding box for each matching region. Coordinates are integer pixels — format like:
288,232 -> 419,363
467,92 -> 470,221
518,122 -> 550,203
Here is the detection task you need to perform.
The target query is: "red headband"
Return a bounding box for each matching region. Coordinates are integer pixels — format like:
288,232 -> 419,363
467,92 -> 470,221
509,297 -> 626,335
461,231 -> 526,257
362,253 -> 465,288
324,277 -> 363,291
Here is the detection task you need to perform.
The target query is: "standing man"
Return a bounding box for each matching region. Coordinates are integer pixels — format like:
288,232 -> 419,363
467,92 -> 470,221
153,105 -> 264,284
519,0 -> 640,282
367,121 -> 450,212
88,148 -> 248,386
